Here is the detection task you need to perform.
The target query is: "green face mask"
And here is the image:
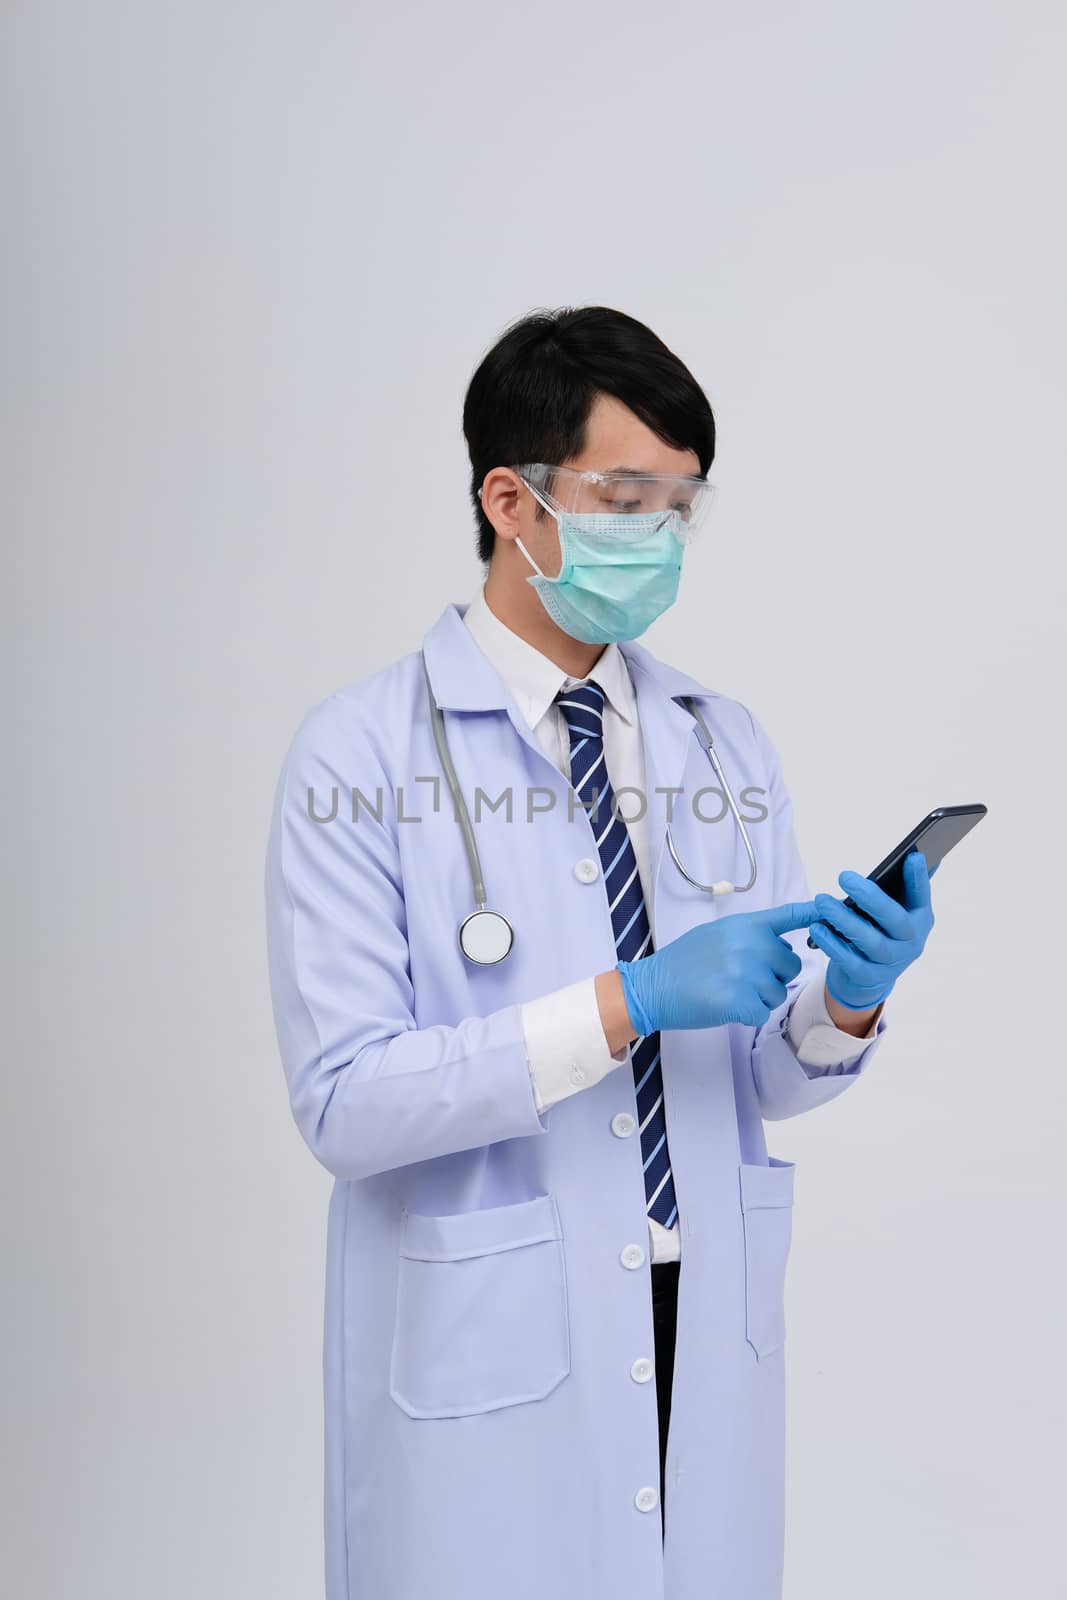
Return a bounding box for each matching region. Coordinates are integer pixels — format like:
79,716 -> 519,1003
516,509 -> 685,645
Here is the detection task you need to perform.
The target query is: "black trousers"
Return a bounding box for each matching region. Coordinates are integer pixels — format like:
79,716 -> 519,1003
651,1259 -> 681,1540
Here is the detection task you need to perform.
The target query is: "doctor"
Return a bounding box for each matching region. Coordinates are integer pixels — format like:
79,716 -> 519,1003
264,305 -> 935,1600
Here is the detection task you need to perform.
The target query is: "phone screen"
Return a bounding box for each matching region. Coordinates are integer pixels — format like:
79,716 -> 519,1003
864,806 -> 987,906
808,804 -> 987,948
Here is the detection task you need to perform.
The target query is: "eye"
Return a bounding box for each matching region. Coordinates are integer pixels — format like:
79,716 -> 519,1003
604,497 -> 642,513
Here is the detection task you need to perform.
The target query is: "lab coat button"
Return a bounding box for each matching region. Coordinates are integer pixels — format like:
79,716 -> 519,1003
568,1063 -> 587,1085
611,1112 -> 636,1137
574,857 -> 600,883
630,1357 -> 654,1383
635,1486 -> 659,1512
620,1243 -> 645,1270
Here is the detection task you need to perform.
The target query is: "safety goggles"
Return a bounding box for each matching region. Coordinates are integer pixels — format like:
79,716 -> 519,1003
513,462 -> 717,543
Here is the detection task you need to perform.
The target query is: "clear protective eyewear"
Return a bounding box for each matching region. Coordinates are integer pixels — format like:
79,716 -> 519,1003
513,461 -> 717,544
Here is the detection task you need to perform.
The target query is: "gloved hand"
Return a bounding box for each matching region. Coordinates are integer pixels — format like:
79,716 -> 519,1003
809,851 -> 935,1011
617,902 -> 818,1034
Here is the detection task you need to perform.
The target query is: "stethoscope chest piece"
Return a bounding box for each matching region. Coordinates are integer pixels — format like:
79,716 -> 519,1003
458,909 -> 514,966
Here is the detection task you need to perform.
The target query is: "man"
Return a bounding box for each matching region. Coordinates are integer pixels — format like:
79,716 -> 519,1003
264,305 -> 934,1600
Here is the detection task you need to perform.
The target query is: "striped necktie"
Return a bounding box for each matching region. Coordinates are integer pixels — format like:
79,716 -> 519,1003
554,680 -> 678,1230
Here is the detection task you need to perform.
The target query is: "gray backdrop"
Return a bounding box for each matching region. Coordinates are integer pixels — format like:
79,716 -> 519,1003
5,2 -> 1064,1595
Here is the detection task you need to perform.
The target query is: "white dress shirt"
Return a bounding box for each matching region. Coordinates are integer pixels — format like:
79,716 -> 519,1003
462,586 -> 880,1264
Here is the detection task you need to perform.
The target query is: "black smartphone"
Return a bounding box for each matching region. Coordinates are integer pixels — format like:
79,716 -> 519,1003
806,804 -> 987,947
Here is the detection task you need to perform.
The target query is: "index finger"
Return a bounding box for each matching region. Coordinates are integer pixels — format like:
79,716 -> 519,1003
756,900 -> 819,936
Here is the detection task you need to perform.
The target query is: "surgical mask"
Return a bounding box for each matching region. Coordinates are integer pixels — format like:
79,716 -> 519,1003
515,509 -> 685,645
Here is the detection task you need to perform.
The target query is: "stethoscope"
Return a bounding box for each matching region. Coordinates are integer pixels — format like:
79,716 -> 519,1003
422,654 -> 759,965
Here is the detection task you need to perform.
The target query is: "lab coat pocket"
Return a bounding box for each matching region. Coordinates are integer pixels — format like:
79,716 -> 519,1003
739,1158 -> 796,1361
388,1192 -> 571,1419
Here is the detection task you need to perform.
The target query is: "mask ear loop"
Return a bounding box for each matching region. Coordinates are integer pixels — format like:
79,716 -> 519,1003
514,535 -> 546,577
514,474 -> 563,581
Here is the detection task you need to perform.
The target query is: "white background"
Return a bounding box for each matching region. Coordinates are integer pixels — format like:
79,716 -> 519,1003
5,2 -> 1064,1595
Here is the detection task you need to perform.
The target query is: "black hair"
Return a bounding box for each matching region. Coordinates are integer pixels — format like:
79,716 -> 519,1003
462,305 -> 717,564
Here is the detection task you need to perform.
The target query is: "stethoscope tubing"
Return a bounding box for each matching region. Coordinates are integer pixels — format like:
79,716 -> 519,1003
422,657 -> 759,963
664,696 -> 758,895
423,654 -> 489,910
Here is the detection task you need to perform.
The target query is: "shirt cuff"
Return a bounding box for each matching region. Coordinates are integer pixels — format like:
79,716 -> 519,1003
787,977 -> 885,1072
521,977 -> 630,1113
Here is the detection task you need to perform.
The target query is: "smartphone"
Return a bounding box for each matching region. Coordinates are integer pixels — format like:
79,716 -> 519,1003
806,804 -> 987,947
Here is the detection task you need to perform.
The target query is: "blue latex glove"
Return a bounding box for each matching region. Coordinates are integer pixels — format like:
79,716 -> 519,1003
809,851 -> 935,1011
618,901 -> 818,1033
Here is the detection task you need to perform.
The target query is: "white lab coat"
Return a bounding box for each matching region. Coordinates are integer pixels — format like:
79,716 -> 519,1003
264,600 -> 887,1600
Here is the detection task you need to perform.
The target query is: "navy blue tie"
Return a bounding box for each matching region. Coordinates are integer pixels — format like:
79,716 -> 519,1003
555,680 -> 678,1230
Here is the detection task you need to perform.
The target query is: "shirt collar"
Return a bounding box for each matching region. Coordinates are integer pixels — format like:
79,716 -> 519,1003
462,585 -> 637,732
